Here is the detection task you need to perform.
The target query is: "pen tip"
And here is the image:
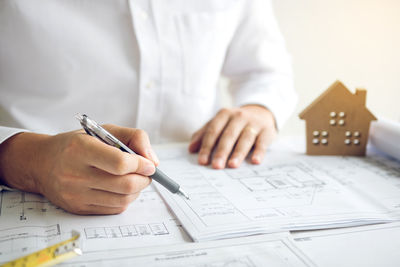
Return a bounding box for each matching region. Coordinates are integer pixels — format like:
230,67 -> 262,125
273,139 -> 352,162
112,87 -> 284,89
178,189 -> 190,200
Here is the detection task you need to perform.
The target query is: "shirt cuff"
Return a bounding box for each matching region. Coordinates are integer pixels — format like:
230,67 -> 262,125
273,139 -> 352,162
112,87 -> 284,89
0,126 -> 29,145
0,185 -> 16,191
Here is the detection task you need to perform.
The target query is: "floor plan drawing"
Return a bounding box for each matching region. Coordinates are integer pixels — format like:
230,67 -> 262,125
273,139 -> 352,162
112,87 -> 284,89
155,147 -> 399,241
84,222 -> 169,239
224,163 -> 326,206
0,224 -> 61,256
292,221 -> 400,267
0,185 -> 190,263
60,233 -> 315,267
0,191 -> 65,221
306,155 -> 400,215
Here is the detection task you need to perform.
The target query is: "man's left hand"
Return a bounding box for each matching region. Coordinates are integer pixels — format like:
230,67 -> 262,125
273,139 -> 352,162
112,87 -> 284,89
189,105 -> 277,169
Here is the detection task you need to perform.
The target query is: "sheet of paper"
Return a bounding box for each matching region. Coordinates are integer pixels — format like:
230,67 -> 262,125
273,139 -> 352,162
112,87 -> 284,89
292,222 -> 400,267
60,232 -> 315,267
154,145 -> 400,241
0,185 -> 190,263
370,118 -> 400,161
305,154 -> 400,218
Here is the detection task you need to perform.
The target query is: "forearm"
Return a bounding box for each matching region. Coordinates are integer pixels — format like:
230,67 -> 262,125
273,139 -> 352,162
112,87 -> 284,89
0,132 -> 49,193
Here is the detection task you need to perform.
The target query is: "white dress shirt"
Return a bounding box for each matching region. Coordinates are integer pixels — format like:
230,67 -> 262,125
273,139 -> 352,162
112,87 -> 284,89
0,0 -> 296,146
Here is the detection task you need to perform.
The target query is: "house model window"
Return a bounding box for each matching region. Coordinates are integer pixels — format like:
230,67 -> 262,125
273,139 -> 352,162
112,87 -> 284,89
299,81 -> 377,156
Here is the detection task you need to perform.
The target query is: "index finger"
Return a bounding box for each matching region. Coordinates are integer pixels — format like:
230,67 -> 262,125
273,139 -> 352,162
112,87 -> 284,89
104,125 -> 159,166
81,134 -> 155,176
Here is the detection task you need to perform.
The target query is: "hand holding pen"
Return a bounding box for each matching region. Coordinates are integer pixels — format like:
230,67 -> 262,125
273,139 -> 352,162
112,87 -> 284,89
76,114 -> 189,199
2,121 -> 161,215
0,114 -> 188,215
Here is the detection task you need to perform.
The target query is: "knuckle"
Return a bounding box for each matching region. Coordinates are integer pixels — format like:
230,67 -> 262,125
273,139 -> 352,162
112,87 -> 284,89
234,109 -> 245,118
124,179 -> 139,194
223,129 -> 236,138
113,154 -> 130,175
205,127 -> 218,137
134,129 -> 148,139
219,108 -> 231,116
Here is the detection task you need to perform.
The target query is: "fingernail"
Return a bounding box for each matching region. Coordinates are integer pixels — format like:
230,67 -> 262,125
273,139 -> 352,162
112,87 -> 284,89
252,155 -> 261,164
229,158 -> 239,167
213,158 -> 224,169
143,164 -> 155,176
147,148 -> 160,165
199,154 -> 208,165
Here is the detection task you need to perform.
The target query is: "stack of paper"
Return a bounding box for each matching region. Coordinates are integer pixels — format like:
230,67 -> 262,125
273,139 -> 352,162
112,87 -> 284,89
155,146 -> 400,242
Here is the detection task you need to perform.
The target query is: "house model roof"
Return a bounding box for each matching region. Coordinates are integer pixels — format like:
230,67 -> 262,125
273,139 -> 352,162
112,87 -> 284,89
299,80 -> 376,121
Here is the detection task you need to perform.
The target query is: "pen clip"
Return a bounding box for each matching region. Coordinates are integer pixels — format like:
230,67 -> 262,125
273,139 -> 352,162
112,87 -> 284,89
76,114 -> 120,147
76,114 -> 97,137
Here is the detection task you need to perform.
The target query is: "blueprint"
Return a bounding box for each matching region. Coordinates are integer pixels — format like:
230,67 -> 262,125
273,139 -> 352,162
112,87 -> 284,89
60,233 -> 315,267
0,185 -> 190,263
1,141 -> 400,265
293,221 -> 400,267
155,146 -> 400,241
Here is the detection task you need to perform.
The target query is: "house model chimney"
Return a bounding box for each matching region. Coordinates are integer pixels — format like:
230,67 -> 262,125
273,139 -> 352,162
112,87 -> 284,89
355,89 -> 367,105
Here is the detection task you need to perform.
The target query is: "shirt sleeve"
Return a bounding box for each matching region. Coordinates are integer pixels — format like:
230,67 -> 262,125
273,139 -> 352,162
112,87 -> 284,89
0,126 -> 29,145
221,0 -> 297,130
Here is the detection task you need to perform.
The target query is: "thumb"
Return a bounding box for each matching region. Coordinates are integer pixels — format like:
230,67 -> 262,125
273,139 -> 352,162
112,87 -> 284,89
103,124 -> 160,166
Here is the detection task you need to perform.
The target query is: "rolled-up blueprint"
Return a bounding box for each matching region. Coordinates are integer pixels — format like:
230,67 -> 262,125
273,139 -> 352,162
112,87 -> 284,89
370,118 -> 400,161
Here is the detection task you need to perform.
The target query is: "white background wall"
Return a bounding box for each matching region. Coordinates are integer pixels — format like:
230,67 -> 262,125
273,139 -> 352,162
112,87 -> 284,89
270,0 -> 400,136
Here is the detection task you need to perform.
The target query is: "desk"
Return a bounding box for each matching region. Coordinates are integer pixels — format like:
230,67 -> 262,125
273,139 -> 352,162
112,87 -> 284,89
0,138 -> 399,266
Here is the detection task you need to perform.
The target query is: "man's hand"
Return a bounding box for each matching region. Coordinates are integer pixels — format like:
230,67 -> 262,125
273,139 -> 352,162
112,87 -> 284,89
189,105 -> 277,169
0,125 -> 159,215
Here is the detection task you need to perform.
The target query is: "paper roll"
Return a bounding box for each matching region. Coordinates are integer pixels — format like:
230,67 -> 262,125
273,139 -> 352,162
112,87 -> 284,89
370,118 -> 400,161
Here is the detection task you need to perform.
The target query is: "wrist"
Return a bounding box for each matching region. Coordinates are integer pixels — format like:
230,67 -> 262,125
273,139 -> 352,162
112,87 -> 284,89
0,132 -> 50,193
240,104 -> 277,131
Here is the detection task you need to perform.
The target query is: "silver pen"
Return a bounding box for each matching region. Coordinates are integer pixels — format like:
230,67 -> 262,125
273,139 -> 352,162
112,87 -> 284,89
75,114 -> 190,200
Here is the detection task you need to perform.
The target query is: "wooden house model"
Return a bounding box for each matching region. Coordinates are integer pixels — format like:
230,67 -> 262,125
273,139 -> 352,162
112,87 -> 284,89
299,81 -> 377,156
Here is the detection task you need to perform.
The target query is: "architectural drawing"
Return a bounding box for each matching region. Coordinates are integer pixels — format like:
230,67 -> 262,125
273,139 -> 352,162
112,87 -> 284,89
84,223 -> 169,239
293,222 -> 400,266
0,224 -> 61,256
0,185 -> 189,263
224,163 -> 326,205
0,191 -> 65,221
59,233 -> 314,267
156,147 -> 400,241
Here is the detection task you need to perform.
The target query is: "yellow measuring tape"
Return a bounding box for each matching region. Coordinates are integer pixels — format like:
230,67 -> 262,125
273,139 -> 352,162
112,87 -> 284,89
1,231 -> 82,267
